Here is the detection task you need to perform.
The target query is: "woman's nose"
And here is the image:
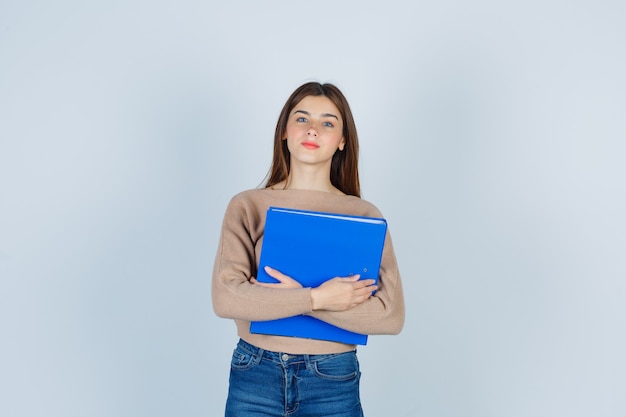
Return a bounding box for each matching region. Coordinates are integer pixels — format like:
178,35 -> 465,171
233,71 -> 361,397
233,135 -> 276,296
306,125 -> 318,136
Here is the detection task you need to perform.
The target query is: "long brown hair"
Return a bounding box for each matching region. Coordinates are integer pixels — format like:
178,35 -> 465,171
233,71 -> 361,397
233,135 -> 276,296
264,82 -> 361,198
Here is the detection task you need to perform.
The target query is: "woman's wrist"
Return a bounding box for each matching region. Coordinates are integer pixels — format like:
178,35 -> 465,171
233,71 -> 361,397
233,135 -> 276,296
310,287 -> 321,311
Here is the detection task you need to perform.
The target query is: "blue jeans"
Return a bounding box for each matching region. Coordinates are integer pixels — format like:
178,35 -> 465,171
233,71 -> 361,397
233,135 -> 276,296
225,339 -> 364,417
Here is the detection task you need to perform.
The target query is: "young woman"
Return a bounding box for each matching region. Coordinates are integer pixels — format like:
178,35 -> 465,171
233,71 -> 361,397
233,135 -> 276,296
212,82 -> 405,417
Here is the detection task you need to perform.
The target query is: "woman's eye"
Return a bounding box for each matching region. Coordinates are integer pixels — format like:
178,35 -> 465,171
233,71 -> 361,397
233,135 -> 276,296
296,117 -> 307,122
323,121 -> 334,127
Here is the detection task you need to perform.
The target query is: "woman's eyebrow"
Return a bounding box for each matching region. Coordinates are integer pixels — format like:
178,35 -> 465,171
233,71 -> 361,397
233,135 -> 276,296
293,109 -> 339,120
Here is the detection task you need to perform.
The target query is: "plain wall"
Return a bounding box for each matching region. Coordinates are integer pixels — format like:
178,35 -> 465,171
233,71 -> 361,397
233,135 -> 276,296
1,1 -> 625,416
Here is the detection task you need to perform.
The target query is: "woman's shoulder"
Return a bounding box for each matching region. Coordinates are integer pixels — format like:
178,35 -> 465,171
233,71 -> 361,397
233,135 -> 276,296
229,187 -> 267,201
224,188 -> 271,212
344,195 -> 384,218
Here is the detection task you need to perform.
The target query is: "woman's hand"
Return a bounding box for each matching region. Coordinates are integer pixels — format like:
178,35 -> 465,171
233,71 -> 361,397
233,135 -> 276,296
250,266 -> 303,289
310,275 -> 378,312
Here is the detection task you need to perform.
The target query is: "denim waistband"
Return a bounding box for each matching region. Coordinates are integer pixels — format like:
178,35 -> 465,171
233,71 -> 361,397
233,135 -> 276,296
236,338 -> 356,365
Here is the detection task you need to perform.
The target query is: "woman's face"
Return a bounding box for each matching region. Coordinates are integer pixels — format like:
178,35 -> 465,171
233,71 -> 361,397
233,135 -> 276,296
284,95 -> 345,169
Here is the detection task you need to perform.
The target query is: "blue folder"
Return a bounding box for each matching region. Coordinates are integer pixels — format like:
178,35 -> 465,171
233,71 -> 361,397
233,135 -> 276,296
249,206 -> 388,345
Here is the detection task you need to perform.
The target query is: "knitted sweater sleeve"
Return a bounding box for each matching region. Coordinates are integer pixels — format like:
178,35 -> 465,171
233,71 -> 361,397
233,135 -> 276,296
211,195 -> 314,321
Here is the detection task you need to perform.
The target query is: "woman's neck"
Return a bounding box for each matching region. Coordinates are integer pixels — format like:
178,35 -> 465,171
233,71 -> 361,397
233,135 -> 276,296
275,165 -> 343,195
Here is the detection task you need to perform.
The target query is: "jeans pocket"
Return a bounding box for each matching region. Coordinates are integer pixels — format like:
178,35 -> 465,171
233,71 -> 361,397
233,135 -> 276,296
230,346 -> 256,371
313,352 -> 359,381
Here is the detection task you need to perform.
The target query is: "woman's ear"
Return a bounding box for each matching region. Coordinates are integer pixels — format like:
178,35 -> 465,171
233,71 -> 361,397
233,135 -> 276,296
338,138 -> 345,151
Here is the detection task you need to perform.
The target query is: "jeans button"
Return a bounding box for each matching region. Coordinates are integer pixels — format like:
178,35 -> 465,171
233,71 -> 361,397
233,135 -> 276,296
281,353 -> 289,361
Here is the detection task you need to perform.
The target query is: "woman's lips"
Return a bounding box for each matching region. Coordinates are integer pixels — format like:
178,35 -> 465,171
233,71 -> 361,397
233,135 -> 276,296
302,142 -> 319,150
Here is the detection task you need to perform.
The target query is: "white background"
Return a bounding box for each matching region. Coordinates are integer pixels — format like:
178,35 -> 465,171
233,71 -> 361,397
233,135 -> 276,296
1,1 -> 625,416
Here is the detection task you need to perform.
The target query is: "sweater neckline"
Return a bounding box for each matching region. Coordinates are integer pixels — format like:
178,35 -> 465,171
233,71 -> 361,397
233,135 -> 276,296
264,187 -> 347,197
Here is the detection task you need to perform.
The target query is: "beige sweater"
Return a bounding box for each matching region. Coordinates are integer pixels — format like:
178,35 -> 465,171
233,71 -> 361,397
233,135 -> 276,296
212,188 -> 405,354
